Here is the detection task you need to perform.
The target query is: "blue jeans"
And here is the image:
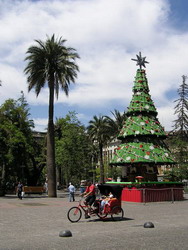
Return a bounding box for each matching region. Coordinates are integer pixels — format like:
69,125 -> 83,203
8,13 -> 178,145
69,192 -> 75,202
80,187 -> 86,194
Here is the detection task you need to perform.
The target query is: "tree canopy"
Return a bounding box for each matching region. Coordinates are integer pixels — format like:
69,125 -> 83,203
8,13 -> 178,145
166,75 -> 188,181
105,109 -> 127,138
0,93 -> 45,194
173,75 -> 188,139
88,115 -> 111,183
55,112 -> 92,186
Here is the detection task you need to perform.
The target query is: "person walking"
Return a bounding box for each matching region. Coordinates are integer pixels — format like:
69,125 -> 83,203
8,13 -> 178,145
17,182 -> 23,200
68,183 -> 75,202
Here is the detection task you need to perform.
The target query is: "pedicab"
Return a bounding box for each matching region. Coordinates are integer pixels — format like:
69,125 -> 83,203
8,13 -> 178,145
67,184 -> 124,222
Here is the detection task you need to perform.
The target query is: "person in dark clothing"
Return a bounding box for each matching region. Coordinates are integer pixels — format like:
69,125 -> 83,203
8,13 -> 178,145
17,182 -> 23,200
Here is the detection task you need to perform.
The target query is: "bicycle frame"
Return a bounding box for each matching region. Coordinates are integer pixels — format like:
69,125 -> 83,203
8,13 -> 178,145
77,199 -> 89,213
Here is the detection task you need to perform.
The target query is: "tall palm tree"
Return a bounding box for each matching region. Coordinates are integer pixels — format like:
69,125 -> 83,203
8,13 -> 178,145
88,115 -> 110,184
105,109 -> 127,138
24,35 -> 79,197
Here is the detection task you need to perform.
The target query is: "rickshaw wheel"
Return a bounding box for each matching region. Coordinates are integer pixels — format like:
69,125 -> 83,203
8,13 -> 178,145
97,212 -> 108,220
67,207 -> 82,223
111,206 -> 124,221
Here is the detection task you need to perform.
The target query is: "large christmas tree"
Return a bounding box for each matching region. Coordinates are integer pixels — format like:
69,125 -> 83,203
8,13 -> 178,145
111,52 -> 175,182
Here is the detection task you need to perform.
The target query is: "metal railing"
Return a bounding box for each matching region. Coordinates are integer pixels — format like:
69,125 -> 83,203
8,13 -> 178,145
142,187 -> 184,204
122,187 -> 184,204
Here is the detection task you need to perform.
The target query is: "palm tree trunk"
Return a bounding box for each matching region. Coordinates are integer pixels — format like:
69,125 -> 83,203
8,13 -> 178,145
47,80 -> 57,197
99,143 -> 105,184
92,155 -> 95,184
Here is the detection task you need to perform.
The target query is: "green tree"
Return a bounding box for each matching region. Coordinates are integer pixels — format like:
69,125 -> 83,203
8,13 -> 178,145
105,109 -> 127,138
167,75 -> 188,181
88,143 -> 99,183
24,35 -> 80,197
173,75 -> 188,139
0,94 -> 45,193
88,115 -> 110,184
55,112 -> 91,186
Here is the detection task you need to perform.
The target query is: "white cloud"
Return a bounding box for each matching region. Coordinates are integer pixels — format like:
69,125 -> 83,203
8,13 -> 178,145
33,118 -> 48,132
0,63 -> 27,98
157,103 -> 175,131
0,0 -> 187,131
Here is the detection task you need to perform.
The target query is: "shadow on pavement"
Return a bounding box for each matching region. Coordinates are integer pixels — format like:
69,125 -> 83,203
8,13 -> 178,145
2,194 -> 48,199
85,217 -> 134,223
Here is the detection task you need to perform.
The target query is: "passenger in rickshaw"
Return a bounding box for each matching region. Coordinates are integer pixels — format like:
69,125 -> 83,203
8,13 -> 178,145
100,192 -> 117,213
82,180 -> 96,218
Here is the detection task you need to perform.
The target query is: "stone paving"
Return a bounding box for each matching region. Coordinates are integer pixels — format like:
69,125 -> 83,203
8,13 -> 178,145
0,193 -> 188,250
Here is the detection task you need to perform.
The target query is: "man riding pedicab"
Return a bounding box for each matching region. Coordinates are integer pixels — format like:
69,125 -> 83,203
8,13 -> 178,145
82,180 -> 96,218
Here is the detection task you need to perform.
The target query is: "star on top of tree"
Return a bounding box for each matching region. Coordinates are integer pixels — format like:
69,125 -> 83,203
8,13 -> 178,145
131,52 -> 149,69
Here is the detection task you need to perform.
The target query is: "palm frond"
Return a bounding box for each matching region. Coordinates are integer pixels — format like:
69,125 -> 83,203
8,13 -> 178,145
24,34 -> 80,99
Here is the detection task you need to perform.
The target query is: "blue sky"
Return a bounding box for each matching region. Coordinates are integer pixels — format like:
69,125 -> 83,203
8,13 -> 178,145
0,0 -> 188,131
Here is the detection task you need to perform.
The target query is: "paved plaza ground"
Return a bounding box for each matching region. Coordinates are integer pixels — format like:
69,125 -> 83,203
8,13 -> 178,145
0,192 -> 188,250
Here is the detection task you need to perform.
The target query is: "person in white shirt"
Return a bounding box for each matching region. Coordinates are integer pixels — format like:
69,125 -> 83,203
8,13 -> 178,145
100,192 -> 114,212
68,183 -> 76,202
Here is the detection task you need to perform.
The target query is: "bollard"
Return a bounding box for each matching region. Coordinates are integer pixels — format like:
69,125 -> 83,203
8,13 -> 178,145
59,230 -> 72,237
143,222 -> 154,228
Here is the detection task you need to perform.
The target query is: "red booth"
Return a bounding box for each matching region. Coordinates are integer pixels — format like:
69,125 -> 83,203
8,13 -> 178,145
106,181 -> 184,203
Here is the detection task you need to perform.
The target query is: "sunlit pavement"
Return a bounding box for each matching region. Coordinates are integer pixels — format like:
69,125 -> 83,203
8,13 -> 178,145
0,193 -> 188,250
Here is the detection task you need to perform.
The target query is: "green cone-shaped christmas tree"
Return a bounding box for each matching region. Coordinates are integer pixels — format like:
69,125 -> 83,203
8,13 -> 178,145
111,52 -> 175,181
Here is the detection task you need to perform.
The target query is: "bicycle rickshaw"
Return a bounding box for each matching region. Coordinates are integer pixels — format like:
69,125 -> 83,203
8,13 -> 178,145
67,184 -> 124,223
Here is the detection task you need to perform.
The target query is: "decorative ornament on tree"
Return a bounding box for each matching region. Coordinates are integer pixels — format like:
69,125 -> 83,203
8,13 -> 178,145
131,52 -> 149,69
